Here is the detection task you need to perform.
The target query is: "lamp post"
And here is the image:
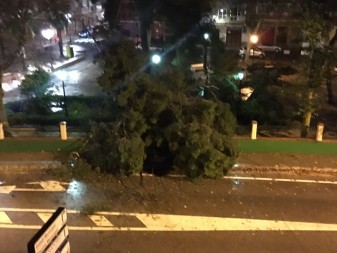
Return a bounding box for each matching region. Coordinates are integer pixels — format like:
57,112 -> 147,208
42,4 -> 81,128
57,71 -> 69,117
238,69 -> 244,87
250,34 -> 258,60
41,28 -> 56,71
203,33 -> 210,82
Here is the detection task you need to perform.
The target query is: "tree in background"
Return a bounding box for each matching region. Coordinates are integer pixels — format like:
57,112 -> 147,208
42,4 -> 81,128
20,68 -> 52,115
20,68 -> 51,98
307,0 -> 337,105
298,11 -> 331,137
0,0 -> 36,127
102,0 -> 121,29
226,0 -> 261,65
43,0 -> 71,58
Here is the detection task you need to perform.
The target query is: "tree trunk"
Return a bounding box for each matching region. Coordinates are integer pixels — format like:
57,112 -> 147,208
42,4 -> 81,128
139,171 -> 143,187
244,20 -> 261,66
21,46 -> 27,71
0,32 -> 5,57
244,28 -> 251,65
301,111 -> 312,138
140,20 -> 149,53
0,67 -> 8,127
57,28 -> 64,58
326,79 -> 334,105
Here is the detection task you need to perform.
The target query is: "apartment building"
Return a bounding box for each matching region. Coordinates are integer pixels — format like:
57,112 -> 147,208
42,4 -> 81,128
212,1 -> 336,50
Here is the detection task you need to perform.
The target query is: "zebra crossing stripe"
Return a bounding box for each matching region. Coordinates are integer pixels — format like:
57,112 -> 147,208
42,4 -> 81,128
0,211 -> 12,224
37,212 -> 53,223
89,215 -> 113,227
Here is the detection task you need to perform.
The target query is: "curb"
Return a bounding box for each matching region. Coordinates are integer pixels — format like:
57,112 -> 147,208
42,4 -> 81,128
52,55 -> 85,72
231,164 -> 337,175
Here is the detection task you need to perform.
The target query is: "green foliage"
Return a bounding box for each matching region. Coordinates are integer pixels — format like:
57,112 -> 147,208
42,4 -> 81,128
172,101 -> 238,179
97,39 -> 148,91
118,137 -> 145,175
6,95 -> 119,127
20,68 -> 51,97
43,0 -> 71,30
102,0 -> 121,28
236,67 -> 294,125
0,0 -> 36,45
82,52 -> 239,179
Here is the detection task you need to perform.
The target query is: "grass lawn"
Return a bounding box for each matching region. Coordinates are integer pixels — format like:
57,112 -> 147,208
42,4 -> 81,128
239,139 -> 337,155
0,139 -> 83,152
0,138 -> 337,156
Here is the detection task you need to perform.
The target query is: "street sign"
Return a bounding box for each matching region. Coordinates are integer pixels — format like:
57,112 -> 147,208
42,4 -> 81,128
27,207 -> 70,253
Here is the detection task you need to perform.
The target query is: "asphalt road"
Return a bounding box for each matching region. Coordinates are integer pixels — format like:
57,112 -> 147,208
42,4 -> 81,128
1,169 -> 337,253
4,40 -> 104,104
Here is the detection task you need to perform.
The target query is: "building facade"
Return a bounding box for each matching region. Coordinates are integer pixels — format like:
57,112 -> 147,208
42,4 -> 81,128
212,1 -> 336,50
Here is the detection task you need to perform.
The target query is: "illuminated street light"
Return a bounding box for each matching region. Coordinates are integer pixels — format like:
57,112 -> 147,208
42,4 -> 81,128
238,69 -> 244,86
41,29 -> 55,41
151,54 -> 161,64
220,9 -> 224,19
250,34 -> 258,44
41,28 -> 56,71
204,33 -> 210,41
250,35 -> 258,63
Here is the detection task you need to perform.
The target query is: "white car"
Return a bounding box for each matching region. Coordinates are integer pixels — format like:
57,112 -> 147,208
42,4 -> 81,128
239,47 -> 265,58
257,44 -> 282,53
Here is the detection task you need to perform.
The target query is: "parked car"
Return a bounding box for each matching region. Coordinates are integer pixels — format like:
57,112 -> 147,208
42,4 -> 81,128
239,46 -> 265,58
257,44 -> 282,53
78,25 -> 109,39
78,27 -> 94,38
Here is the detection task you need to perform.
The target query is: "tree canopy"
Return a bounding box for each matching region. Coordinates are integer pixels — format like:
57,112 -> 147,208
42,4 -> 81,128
82,39 -> 239,179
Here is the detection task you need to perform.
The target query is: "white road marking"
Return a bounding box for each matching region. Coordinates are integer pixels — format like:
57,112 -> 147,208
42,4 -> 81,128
37,212 -> 52,223
89,215 -> 113,227
0,211 -> 12,224
0,181 -> 67,194
0,177 -> 334,195
1,208 -> 337,231
0,185 -> 16,194
224,176 -> 337,185
28,181 -> 66,191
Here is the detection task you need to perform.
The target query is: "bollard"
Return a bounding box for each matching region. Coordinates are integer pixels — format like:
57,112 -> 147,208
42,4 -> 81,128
66,45 -> 72,58
0,123 -> 3,140
59,121 -> 68,140
316,122 -> 324,142
251,120 -> 258,140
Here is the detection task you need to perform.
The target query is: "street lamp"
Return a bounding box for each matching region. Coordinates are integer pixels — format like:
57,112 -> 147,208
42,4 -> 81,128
238,69 -> 245,86
41,28 -> 56,71
151,54 -> 161,65
250,34 -> 258,44
56,71 -> 69,117
203,33 -> 210,81
250,34 -> 258,59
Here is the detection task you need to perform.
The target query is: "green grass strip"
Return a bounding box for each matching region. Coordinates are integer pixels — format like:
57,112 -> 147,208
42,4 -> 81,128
239,139 -> 337,155
0,139 -> 83,152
